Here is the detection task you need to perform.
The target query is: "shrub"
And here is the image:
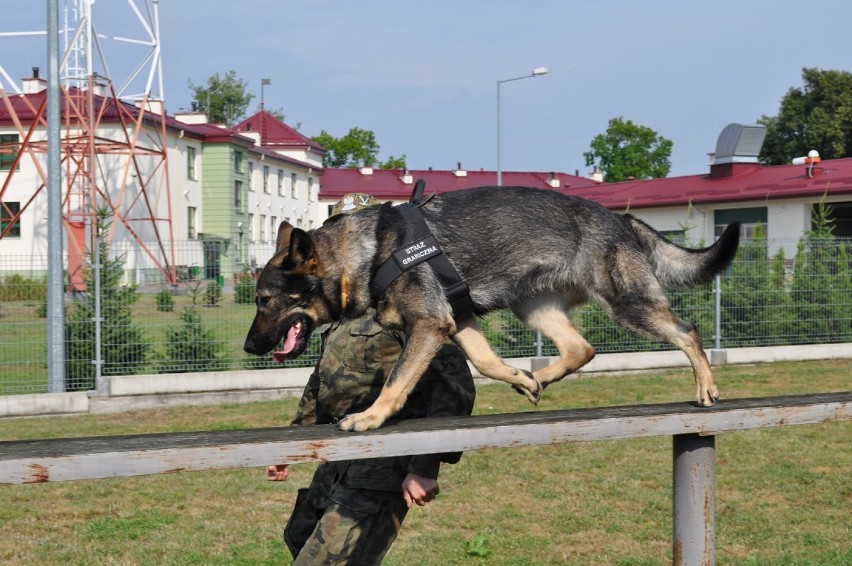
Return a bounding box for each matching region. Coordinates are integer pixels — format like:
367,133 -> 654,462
204,282 -> 222,306
0,274 -> 47,302
155,289 -> 175,312
234,271 -> 255,304
156,307 -> 225,373
64,212 -> 149,391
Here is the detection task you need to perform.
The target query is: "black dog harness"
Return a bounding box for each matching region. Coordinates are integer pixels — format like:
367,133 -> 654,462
370,180 -> 475,320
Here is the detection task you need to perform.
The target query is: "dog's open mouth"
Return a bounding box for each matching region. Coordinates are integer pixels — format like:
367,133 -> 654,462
272,317 -> 312,363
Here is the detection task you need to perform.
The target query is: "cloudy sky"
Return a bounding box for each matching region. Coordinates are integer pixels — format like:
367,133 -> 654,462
2,1 -> 850,177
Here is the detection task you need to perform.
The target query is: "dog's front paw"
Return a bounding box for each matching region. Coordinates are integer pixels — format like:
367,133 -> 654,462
512,370 -> 542,405
339,410 -> 387,432
697,387 -> 720,407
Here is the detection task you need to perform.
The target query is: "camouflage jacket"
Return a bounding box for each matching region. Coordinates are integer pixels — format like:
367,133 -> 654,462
290,311 -> 475,483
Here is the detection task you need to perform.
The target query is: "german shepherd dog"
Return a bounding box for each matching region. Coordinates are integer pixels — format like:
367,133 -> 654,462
245,186 -> 740,432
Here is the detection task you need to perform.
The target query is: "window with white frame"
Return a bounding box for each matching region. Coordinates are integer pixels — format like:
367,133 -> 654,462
291,173 -> 298,199
1,201 -> 21,237
259,214 -> 267,242
187,206 -> 197,239
248,213 -> 255,242
248,161 -> 255,191
714,207 -> 768,239
187,146 -> 197,180
270,215 -> 277,240
277,169 -> 284,196
263,166 -> 270,194
0,134 -> 20,171
234,180 -> 244,212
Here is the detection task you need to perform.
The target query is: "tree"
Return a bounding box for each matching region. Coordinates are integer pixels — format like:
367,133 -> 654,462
156,307 -> 225,374
188,70 -> 255,127
65,211 -> 148,390
583,117 -> 673,182
312,127 -> 407,169
759,68 -> 852,165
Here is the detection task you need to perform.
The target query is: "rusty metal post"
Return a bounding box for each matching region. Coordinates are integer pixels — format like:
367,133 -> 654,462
673,433 -> 715,565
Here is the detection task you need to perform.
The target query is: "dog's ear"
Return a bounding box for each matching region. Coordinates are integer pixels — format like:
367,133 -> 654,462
288,229 -> 315,267
275,221 -> 295,254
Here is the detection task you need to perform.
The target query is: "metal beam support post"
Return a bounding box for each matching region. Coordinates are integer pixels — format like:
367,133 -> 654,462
672,433 -> 715,565
46,0 -> 66,392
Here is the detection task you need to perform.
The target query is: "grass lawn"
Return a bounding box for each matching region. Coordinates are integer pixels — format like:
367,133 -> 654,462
0,359 -> 850,565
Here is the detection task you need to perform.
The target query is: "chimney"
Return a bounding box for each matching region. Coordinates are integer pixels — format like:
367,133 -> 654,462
22,67 -> 47,94
401,167 -> 413,184
546,171 -> 560,188
175,110 -> 209,125
453,161 -> 467,177
590,166 -> 604,183
709,123 -> 766,178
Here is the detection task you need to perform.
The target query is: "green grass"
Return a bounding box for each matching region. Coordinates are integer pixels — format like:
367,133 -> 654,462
1,359 -> 850,565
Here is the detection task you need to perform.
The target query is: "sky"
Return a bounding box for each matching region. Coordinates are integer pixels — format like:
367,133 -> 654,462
1,0 -> 851,177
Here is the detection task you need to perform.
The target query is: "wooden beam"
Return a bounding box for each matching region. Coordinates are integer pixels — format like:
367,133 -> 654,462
1,392 -> 849,485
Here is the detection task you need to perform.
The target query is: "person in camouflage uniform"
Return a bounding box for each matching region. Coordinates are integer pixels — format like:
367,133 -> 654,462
266,194 -> 476,566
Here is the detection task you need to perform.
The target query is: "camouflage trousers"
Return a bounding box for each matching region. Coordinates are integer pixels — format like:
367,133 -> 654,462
284,460 -> 410,565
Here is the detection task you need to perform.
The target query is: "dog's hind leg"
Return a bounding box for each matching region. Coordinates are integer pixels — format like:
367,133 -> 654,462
512,296 -> 596,389
453,316 -> 541,404
606,296 -> 719,407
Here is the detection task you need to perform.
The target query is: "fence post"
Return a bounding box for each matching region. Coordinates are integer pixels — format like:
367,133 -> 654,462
714,273 -> 721,350
673,433 -> 715,566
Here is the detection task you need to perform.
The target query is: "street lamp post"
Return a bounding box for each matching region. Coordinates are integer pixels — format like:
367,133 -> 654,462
496,67 -> 547,186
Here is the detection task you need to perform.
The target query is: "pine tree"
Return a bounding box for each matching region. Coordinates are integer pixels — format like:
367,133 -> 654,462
64,212 -> 149,391
156,306 -> 225,373
790,200 -> 836,342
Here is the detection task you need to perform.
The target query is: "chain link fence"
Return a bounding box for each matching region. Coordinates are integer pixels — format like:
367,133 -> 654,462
1,237 -> 850,395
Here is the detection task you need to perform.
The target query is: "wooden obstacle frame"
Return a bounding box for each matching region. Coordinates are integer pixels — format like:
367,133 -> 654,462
1,391 -> 850,565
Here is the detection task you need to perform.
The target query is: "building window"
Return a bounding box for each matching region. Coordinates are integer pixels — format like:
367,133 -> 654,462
277,169 -> 284,196
260,214 -> 267,242
815,201 -> 852,238
308,176 -> 315,202
234,150 -> 244,174
248,213 -> 255,242
1,201 -> 21,237
187,206 -> 197,239
715,207 -> 768,239
263,166 -> 270,194
0,134 -> 20,171
187,146 -> 197,180
291,173 -> 299,199
248,162 -> 255,191
661,230 -> 686,245
270,215 -> 277,240
234,180 -> 244,212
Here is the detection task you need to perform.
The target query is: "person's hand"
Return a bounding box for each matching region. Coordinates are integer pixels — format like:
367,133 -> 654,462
266,464 -> 289,481
401,472 -> 440,508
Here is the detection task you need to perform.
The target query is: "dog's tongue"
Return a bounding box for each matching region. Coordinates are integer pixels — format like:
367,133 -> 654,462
273,322 -> 302,363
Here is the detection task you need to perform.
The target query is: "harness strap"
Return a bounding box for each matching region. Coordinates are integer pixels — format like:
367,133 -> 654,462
370,184 -> 475,320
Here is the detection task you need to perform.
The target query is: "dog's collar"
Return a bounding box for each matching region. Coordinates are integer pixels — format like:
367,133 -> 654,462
340,269 -> 348,312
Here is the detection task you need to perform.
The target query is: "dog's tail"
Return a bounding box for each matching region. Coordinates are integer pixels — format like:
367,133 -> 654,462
627,216 -> 741,289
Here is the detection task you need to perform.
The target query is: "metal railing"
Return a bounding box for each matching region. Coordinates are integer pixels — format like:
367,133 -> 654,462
0,237 -> 849,394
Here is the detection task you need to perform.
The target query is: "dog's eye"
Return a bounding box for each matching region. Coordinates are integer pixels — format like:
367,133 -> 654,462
256,296 -> 270,308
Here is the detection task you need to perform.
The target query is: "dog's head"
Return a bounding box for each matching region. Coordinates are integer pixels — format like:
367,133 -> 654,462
243,221 -> 329,362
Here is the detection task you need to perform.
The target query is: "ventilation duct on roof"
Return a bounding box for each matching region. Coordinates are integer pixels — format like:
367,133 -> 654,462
713,123 -> 767,165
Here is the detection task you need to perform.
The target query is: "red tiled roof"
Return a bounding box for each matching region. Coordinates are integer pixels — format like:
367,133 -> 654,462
320,168 -> 599,200
589,159 -> 852,210
0,90 -> 318,169
234,111 -> 325,152
320,159 -> 852,211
